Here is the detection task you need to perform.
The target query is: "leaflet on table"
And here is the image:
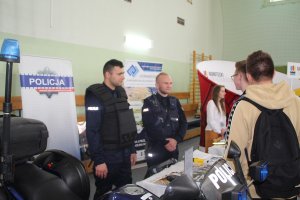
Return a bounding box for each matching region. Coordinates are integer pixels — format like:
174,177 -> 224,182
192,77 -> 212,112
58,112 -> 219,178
136,151 -> 221,197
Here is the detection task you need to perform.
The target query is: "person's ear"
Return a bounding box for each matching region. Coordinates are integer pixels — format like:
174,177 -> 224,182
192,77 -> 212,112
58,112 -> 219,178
237,73 -> 242,81
246,73 -> 253,83
104,71 -> 110,79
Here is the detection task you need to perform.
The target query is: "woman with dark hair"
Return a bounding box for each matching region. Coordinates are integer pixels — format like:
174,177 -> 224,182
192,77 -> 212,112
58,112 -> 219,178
205,85 -> 227,152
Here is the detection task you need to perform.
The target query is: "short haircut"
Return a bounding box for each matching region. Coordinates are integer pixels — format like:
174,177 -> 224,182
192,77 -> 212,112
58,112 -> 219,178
103,59 -> 124,75
246,50 -> 274,81
235,60 -> 246,74
156,72 -> 169,83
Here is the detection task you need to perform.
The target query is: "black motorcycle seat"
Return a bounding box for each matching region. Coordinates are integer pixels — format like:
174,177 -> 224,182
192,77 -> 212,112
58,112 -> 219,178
13,163 -> 81,200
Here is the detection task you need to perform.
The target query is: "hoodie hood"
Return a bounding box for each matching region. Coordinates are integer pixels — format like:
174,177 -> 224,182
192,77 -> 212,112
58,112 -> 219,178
245,81 -> 296,109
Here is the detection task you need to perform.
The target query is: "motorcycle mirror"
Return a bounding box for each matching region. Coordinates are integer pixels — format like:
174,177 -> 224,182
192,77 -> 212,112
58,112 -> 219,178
227,140 -> 241,159
162,174 -> 199,200
227,141 -> 248,188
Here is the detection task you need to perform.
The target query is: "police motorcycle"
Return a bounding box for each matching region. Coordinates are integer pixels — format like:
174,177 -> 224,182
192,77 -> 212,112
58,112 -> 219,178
100,140 -> 268,200
0,39 -> 90,200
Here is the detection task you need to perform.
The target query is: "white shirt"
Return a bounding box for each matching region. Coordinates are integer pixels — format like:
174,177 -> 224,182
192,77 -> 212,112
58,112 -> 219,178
205,99 -> 226,134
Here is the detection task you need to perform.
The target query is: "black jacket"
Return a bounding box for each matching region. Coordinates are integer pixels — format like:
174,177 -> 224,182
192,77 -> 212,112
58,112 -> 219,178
142,93 -> 187,145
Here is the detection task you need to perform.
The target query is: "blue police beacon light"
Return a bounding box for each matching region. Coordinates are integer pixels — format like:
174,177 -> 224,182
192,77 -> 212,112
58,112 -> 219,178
0,38 -> 20,63
0,38 -> 20,183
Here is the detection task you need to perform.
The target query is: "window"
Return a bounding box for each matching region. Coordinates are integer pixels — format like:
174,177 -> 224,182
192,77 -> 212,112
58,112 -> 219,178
264,0 -> 300,6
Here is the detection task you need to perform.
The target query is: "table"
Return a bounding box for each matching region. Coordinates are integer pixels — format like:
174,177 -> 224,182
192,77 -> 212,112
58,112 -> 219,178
136,150 -> 219,197
208,144 -> 225,156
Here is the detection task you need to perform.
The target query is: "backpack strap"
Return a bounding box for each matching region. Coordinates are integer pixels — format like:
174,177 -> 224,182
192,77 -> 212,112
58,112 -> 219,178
241,96 -> 267,112
242,96 -> 284,119
241,96 -> 271,164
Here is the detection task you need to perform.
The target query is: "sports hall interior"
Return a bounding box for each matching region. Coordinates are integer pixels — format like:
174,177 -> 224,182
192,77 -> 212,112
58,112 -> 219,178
0,1 -> 299,199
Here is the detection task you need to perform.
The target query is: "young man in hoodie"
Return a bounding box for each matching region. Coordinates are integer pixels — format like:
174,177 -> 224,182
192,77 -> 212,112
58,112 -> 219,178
225,50 -> 300,199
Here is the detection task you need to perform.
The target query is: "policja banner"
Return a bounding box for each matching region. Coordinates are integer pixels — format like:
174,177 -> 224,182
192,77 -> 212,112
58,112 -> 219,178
19,55 -> 80,159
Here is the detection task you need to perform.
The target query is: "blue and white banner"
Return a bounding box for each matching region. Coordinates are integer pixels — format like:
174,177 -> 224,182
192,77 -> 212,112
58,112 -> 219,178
19,55 -> 80,159
124,60 -> 163,162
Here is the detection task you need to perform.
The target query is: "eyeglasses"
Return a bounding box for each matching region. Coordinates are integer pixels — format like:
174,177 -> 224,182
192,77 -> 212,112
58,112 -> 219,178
231,74 -> 238,80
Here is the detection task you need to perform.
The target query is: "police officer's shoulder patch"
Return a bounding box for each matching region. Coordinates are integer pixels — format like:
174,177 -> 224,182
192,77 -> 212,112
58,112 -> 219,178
143,108 -> 149,112
87,106 -> 99,111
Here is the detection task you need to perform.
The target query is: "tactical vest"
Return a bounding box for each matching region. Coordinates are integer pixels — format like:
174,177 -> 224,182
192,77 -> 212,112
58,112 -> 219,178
86,84 -> 137,150
147,94 -> 179,138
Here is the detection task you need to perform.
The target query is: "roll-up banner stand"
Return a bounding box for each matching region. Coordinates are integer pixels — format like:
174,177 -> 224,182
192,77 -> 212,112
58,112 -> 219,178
19,55 -> 80,159
124,61 -> 162,162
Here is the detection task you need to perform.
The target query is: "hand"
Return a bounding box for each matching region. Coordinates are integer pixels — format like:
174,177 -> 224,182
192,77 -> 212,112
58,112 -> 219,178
164,138 -> 177,152
130,153 -> 137,166
95,163 -> 108,179
221,128 -> 227,138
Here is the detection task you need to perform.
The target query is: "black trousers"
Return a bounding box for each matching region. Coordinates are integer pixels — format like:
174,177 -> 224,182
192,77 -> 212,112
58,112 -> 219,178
93,160 -> 132,200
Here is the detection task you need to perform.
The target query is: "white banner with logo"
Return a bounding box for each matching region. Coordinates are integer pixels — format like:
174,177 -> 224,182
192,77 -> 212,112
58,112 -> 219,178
19,55 -> 80,159
287,62 -> 300,79
197,60 -> 300,95
124,61 -> 163,162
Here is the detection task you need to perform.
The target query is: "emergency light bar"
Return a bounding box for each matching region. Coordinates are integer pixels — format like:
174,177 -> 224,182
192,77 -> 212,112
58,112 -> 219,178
0,39 -> 20,63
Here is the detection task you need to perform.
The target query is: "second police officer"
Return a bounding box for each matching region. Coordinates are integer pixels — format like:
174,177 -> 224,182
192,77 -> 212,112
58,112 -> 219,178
142,72 -> 187,174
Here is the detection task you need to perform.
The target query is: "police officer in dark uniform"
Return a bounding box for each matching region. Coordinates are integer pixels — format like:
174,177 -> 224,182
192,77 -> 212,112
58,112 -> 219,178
142,72 -> 187,169
85,59 -> 137,200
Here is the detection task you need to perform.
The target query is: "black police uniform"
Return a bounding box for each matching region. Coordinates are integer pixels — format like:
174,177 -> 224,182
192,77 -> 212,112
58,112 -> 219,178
142,93 -> 187,167
85,83 -> 137,200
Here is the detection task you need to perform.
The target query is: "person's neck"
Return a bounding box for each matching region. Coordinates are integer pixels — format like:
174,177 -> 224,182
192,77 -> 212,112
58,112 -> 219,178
241,83 -> 248,92
103,80 -> 115,90
251,79 -> 273,85
157,91 -> 168,97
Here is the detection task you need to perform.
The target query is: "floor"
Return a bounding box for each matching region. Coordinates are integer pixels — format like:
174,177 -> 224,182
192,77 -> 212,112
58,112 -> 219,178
88,136 -> 202,200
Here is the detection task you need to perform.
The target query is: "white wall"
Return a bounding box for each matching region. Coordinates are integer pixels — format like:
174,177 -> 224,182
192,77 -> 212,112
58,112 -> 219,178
0,0 -> 223,62
220,0 -> 300,65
